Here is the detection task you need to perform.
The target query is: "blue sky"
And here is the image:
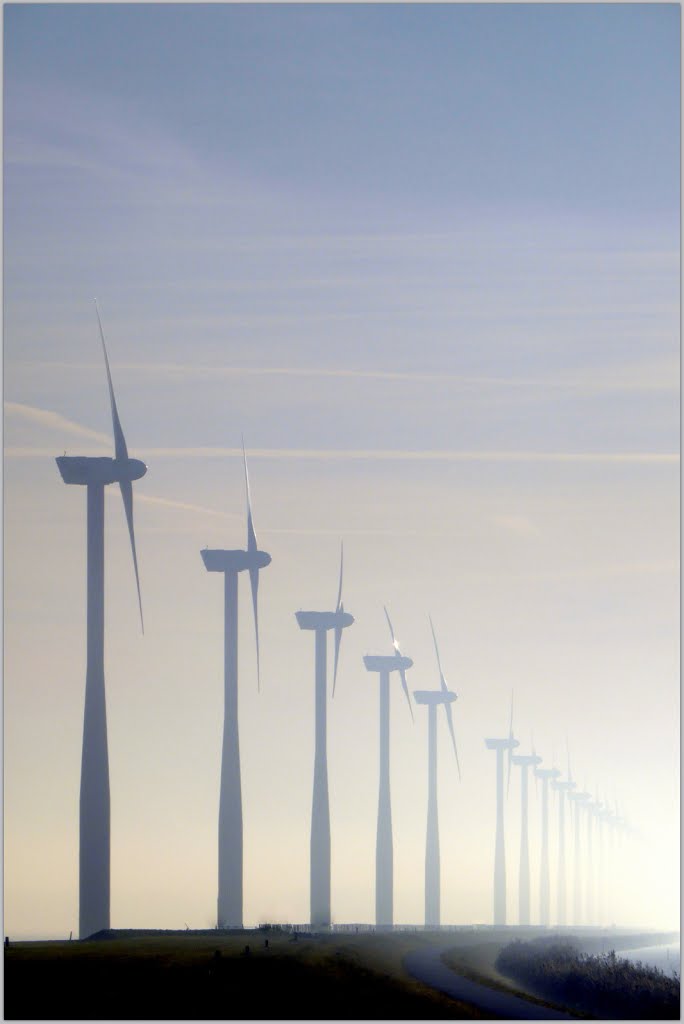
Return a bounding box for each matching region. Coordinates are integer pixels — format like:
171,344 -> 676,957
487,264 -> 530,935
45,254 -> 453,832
5,4 -> 679,217
4,3 -> 679,936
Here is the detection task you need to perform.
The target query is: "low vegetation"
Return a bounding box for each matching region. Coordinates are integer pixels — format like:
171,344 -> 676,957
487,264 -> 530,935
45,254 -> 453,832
496,937 -> 680,1019
4,932 -> 480,1020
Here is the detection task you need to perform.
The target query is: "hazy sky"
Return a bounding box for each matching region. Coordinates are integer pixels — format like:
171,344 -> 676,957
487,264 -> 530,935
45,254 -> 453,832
4,3 -> 679,937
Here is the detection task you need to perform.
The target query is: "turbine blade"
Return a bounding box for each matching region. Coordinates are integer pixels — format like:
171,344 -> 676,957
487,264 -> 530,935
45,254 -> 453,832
332,543 -> 345,695
429,614 -> 444,678
332,620 -> 343,697
384,605 -> 399,650
506,689 -> 514,797
335,541 -> 344,612
119,478 -> 144,634
242,437 -> 258,552
399,666 -> 414,722
384,605 -> 411,718
566,734 -> 573,783
249,565 -> 260,691
95,300 -> 128,461
443,700 -> 461,780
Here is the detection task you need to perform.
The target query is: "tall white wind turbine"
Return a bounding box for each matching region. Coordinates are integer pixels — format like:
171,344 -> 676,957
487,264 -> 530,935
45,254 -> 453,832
484,693 -> 519,925
56,301 -> 146,939
413,616 -> 460,927
201,442 -> 271,928
295,545 -> 353,928
363,607 -> 413,927
511,742 -> 542,926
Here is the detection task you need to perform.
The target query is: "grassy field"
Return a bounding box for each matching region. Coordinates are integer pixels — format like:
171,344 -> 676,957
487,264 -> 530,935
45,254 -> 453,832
4,930 -> 483,1020
6,926 -> 676,1020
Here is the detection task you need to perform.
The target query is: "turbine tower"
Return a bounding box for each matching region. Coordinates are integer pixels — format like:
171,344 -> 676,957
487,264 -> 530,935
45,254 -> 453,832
585,788 -> 601,926
295,546 -> 353,928
550,743 -> 576,926
413,616 -> 461,927
484,694 -> 518,926
534,756 -> 561,926
511,743 -> 542,926
597,798 -> 613,925
568,784 -> 590,924
363,608 -> 413,927
594,787 -> 607,926
56,301 -> 146,939
201,443 -> 270,928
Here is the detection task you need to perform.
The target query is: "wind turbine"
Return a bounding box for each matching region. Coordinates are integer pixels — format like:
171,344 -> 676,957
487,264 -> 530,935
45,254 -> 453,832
598,799 -> 615,924
534,753 -> 561,926
593,786 -> 607,926
56,300 -> 146,939
201,442 -> 271,928
413,616 -> 460,927
568,779 -> 590,925
585,787 -> 601,926
484,693 -> 518,925
363,607 -> 413,927
295,545 -> 353,928
511,739 -> 542,926
550,742 -> 576,926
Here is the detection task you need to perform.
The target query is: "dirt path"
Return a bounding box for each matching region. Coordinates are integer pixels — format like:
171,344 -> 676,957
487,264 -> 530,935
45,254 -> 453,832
404,944 -> 576,1020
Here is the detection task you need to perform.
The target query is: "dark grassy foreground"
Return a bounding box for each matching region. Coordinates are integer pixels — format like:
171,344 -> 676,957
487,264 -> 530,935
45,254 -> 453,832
496,937 -> 680,1020
4,930 -> 481,1020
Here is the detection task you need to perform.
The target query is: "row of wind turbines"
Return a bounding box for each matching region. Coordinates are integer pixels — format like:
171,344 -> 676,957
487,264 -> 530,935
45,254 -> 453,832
487,705 -> 637,931
57,306 -> 637,938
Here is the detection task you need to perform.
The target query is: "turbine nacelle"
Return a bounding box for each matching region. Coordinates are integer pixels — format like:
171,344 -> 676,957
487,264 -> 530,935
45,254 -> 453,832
534,766 -> 562,781
56,455 -> 147,487
512,752 -> 542,768
413,689 -> 457,706
201,548 -> 272,573
552,777 -> 577,792
485,736 -> 519,751
295,609 -> 354,632
568,790 -> 591,803
363,653 -> 413,674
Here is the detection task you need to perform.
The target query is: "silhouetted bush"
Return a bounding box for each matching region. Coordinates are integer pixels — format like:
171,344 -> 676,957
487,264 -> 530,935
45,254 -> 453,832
496,938 -> 680,1019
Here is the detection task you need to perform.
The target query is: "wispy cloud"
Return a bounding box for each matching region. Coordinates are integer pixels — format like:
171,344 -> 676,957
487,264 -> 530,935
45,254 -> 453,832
492,514 -> 540,536
105,489 -> 232,521
6,445 -> 678,464
10,359 -> 680,395
4,401 -> 110,446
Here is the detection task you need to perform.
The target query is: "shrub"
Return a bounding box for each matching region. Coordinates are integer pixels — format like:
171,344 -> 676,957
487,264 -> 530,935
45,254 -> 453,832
496,938 -> 680,1019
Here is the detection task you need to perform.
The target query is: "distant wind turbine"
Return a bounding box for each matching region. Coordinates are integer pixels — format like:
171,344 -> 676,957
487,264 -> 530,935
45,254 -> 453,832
585,787 -> 601,926
511,739 -> 542,926
201,442 -> 271,927
484,692 -> 518,925
597,797 -> 614,925
413,616 -> 460,927
593,785 -> 607,926
295,545 -> 353,928
568,778 -> 590,925
550,741 -> 576,926
363,607 -> 413,927
56,301 -> 146,939
534,753 -> 561,926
